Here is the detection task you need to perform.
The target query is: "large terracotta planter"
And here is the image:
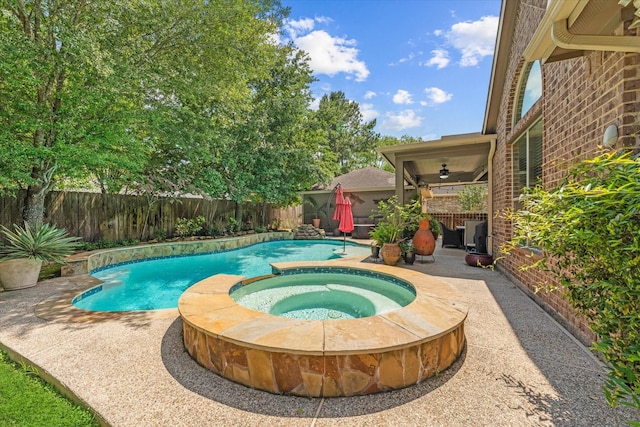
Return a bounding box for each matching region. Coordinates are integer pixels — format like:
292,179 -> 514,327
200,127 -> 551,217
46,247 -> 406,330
413,219 -> 436,256
312,218 -> 321,228
380,243 -> 402,266
0,258 -> 43,291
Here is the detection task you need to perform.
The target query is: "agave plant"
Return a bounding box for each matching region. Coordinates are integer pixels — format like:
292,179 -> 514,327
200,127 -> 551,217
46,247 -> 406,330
0,223 -> 80,264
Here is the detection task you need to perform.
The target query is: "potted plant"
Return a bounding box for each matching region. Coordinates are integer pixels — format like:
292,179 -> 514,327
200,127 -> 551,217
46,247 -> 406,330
400,240 -> 415,265
0,223 -> 80,291
369,196 -> 407,266
428,217 -> 441,241
303,196 -> 328,228
370,241 -> 381,260
402,197 -> 441,240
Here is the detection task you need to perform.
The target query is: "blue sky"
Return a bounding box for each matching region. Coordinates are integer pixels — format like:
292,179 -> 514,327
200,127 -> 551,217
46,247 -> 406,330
280,0 -> 501,140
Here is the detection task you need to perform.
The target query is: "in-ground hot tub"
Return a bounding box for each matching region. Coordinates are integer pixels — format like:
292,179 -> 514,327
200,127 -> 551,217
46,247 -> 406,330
230,268 -> 417,320
179,260 -> 468,397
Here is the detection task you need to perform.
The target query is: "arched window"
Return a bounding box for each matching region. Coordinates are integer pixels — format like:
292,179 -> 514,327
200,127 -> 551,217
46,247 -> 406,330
514,61 -> 542,123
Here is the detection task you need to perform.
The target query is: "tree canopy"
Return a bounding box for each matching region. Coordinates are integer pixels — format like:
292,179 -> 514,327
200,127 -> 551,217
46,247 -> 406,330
311,91 -> 380,177
1,0 -> 408,227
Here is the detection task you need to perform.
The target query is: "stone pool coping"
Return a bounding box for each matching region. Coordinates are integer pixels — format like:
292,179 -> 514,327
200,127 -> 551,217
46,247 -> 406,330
61,231 -> 295,276
179,260 -> 468,396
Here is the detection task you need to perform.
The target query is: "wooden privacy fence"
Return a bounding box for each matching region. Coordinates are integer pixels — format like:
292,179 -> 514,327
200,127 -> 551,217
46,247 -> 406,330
0,191 -> 302,242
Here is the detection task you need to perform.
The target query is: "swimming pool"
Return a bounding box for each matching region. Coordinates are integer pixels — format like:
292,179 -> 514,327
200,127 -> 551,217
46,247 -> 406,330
73,240 -> 370,312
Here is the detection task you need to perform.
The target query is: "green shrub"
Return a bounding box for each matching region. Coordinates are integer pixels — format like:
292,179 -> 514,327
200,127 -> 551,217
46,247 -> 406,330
175,216 -> 205,237
501,151 -> 640,415
207,225 -> 223,237
154,228 -> 167,241
77,238 -> 139,251
227,217 -> 240,233
0,223 -> 80,263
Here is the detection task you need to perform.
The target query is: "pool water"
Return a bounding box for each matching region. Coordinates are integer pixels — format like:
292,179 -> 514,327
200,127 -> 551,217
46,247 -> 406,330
74,240 -> 370,312
231,272 -> 416,320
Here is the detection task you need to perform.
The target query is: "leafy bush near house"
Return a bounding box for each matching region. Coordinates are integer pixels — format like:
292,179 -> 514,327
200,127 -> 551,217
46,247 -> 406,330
369,196 -> 408,244
501,151 -> 640,415
175,216 -> 205,237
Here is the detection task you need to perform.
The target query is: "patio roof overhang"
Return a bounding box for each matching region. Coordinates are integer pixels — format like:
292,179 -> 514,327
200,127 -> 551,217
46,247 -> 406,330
378,132 -> 497,202
523,0 -> 640,64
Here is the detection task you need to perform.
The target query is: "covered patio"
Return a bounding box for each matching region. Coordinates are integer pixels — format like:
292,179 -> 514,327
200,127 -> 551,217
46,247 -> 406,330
378,132 -> 496,254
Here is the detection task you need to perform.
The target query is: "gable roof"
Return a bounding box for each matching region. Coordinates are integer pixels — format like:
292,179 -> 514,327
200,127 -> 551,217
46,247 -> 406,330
309,167 -> 398,192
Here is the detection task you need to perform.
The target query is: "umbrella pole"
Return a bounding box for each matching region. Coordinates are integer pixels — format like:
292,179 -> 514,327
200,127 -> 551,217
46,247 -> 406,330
343,233 -> 346,252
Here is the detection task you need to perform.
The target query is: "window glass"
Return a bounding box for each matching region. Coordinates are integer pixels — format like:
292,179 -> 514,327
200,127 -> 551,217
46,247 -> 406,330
527,120 -> 543,187
512,118 -> 543,199
515,61 -> 542,121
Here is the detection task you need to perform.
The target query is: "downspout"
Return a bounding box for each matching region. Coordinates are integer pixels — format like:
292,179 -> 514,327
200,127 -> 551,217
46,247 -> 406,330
487,138 -> 497,256
551,19 -> 640,53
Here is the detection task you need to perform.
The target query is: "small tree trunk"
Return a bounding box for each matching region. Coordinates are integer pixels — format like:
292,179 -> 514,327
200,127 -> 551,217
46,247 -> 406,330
22,164 -> 56,227
235,202 -> 243,229
22,184 -> 47,227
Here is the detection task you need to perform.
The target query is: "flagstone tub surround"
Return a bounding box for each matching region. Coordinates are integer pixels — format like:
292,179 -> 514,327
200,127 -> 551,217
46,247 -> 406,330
179,260 -> 468,397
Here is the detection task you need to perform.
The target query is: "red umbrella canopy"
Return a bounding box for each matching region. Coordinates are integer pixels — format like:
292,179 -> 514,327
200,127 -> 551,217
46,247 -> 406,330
333,185 -> 345,222
338,196 -> 354,233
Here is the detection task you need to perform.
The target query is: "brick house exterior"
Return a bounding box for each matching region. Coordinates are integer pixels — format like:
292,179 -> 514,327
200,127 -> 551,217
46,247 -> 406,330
485,0 -> 640,344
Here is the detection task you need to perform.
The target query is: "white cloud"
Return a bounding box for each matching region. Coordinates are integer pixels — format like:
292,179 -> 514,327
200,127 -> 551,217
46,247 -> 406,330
446,16 -> 498,67
360,103 -> 379,122
393,89 -> 413,105
285,18 -> 316,38
425,49 -> 450,69
382,110 -> 422,131
433,29 -> 443,36
309,97 -> 321,111
390,52 -> 415,66
424,87 -> 452,104
363,91 -> 376,100
293,30 -> 370,82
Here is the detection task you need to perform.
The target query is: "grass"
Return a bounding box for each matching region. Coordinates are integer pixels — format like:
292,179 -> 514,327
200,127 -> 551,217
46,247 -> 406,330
0,350 -> 99,427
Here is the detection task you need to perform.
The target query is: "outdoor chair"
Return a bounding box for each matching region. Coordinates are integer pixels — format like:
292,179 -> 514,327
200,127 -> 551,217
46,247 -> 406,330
440,222 -> 462,248
463,220 -> 484,251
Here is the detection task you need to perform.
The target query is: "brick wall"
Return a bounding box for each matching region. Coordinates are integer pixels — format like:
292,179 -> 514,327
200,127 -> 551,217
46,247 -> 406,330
490,0 -> 640,345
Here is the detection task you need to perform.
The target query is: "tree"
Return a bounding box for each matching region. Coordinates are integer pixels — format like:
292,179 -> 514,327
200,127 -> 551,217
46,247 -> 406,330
311,91 -> 380,177
457,185 -> 487,212
0,0 -> 288,225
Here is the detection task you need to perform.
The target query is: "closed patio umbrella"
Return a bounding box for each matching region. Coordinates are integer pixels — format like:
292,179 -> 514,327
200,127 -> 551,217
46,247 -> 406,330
338,196 -> 354,252
332,184 -> 344,222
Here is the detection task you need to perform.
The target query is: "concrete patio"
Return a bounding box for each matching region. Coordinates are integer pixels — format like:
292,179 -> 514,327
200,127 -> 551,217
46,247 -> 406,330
0,242 -> 637,426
